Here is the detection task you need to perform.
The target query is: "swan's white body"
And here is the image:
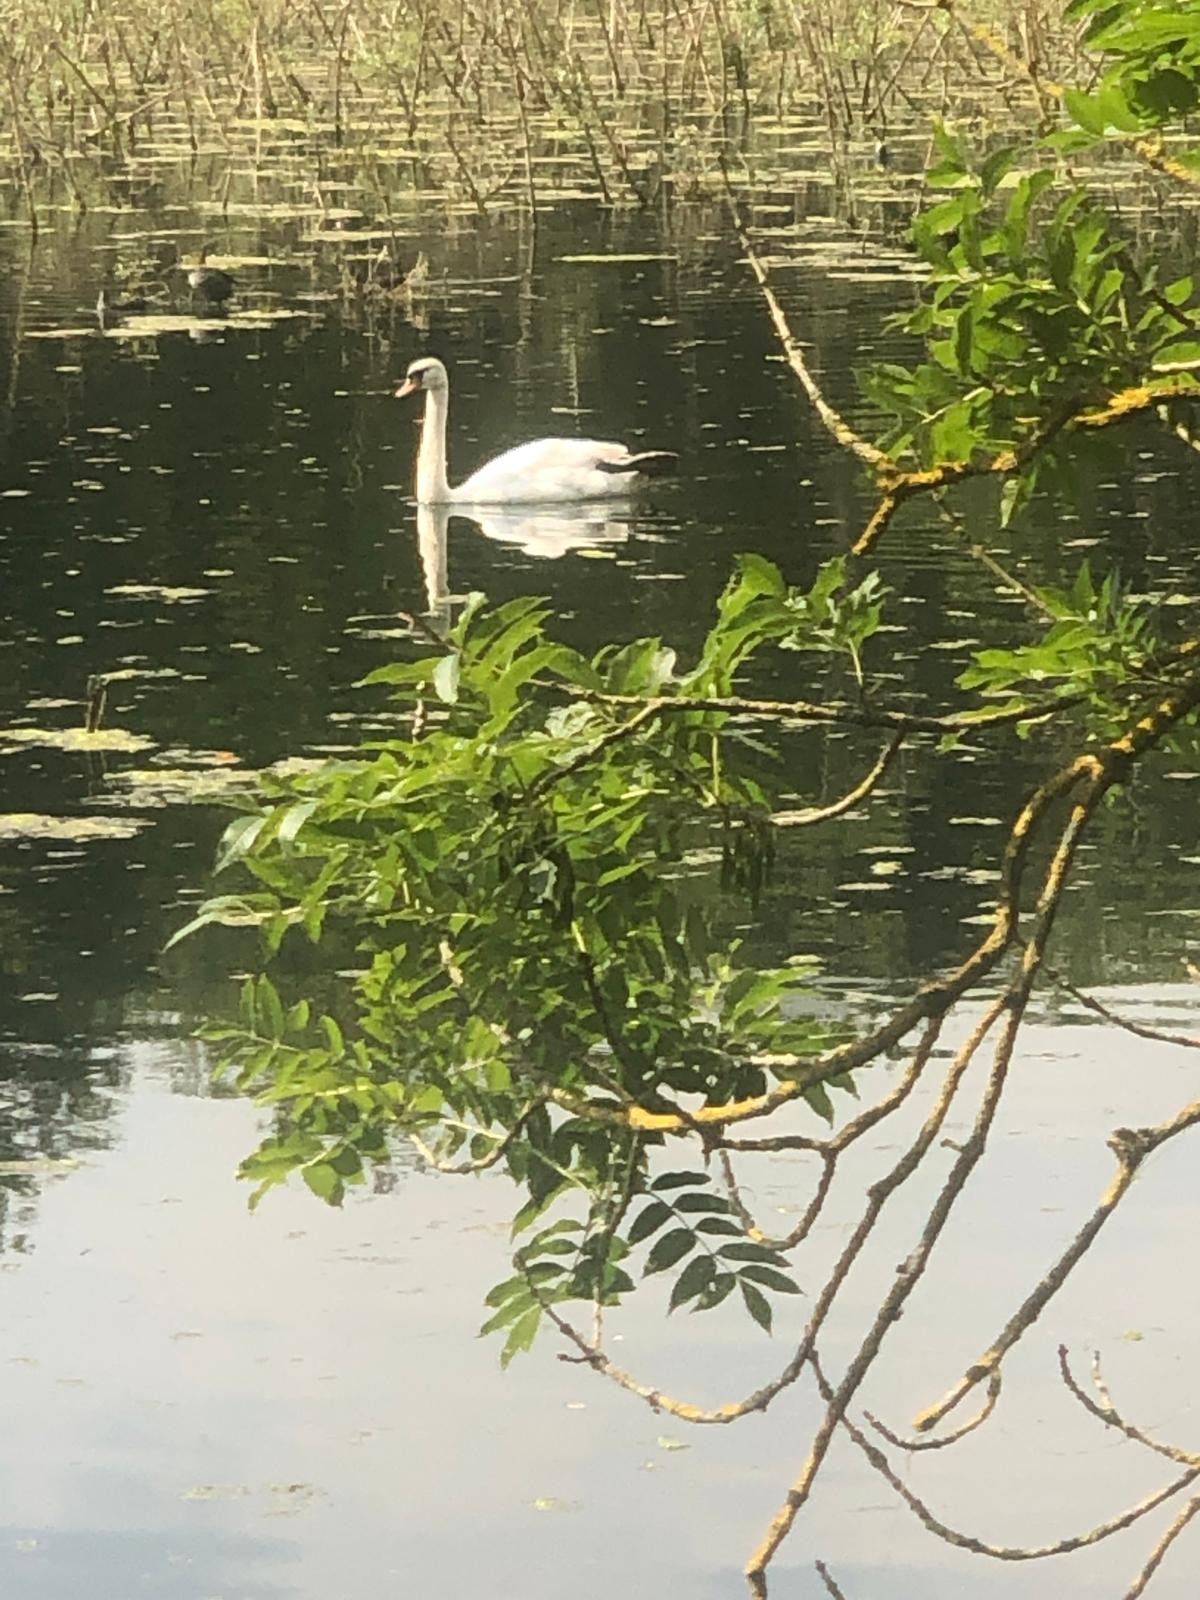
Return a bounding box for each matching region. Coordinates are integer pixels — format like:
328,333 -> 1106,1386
396,357 -> 675,506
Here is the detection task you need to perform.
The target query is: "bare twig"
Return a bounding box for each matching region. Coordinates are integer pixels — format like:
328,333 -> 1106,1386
814,1559 -> 850,1600
912,1087 -> 1200,1435
812,1352 -> 1200,1563
744,673 -> 1200,1593
1049,973 -> 1200,1052
1058,1347 -> 1200,1469
866,1370 -> 1002,1452
1124,1491 -> 1200,1598
771,730 -> 905,827
407,1101 -> 542,1173
723,170 -> 892,472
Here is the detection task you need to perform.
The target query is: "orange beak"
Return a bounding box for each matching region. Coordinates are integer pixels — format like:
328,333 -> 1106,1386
395,376 -> 419,399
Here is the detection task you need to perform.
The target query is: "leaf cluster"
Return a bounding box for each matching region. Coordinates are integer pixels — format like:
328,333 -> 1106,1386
1065,0 -> 1200,129
957,563 -> 1163,733
863,123 -> 1199,510
181,556 -> 879,1352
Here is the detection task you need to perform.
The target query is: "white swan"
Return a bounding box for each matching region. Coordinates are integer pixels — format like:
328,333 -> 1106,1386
396,356 -> 676,506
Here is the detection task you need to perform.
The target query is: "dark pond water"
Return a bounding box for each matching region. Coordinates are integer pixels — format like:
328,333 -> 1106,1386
2,171 -> 1199,1599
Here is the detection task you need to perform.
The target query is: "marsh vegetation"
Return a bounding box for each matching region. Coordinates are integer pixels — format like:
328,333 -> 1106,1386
0,0 -> 1137,224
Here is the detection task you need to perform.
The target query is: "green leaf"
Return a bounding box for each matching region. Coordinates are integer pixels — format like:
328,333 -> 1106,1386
259,977 -> 285,1040
432,653 -> 461,705
644,1229 -> 695,1275
673,1192 -> 734,1214
668,1253 -> 716,1311
741,1280 -> 773,1333
695,1271 -> 738,1311
627,1199 -> 673,1245
500,1305 -> 542,1367
483,1273 -> 527,1310
1154,338 -> 1200,369
479,1295 -> 532,1337
1097,82 -> 1145,132
277,800 -> 317,847
1002,169 -> 1055,255
216,813 -> 267,874
694,1216 -> 746,1237
1063,86 -> 1108,135
722,553 -> 786,609
953,306 -> 975,376
302,1161 -> 345,1206
1164,276 -> 1194,306
803,1082 -> 835,1122
979,145 -> 1017,198
719,1241 -> 785,1262
739,1264 -> 802,1294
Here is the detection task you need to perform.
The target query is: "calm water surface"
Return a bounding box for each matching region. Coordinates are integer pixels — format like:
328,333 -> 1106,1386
1,183 -> 1199,1597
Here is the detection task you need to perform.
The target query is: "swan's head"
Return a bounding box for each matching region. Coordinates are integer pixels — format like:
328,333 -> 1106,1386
396,356 -> 448,399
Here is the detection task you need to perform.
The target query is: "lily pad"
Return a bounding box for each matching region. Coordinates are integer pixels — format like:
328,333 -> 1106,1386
26,326 -> 97,341
104,765 -> 254,808
0,1156 -> 82,1176
0,813 -> 148,841
558,253 -> 677,264
106,584 -> 211,603
0,726 -> 155,754
92,666 -> 184,685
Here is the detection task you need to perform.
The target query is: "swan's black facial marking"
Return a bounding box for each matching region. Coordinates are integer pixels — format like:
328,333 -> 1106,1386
396,357 -> 447,400
396,364 -> 426,399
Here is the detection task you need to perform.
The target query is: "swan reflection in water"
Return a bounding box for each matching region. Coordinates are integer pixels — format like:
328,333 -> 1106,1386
415,501 -> 632,624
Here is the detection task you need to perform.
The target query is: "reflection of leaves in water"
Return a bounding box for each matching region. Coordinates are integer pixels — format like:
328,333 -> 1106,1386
30,310 -> 315,343
0,727 -> 155,754
104,309 -> 314,339
103,760 -> 261,809
104,754 -> 324,811
266,1482 -> 319,1516
106,583 -> 211,603
0,1156 -> 82,1177
181,1480 -> 318,1513
0,814 -> 148,842
93,667 -> 183,687
558,253 -> 678,264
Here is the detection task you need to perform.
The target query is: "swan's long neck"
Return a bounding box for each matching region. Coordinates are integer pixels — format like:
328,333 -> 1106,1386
415,385 -> 452,504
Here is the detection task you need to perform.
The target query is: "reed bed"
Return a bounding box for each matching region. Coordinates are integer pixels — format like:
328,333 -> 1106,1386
0,0 -> 1095,223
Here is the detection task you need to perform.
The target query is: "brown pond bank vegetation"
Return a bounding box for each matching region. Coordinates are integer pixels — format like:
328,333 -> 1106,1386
0,0 -> 1113,223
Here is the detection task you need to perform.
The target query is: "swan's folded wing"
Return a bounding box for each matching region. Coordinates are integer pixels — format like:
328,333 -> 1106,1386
455,437 -> 664,504
596,449 -> 677,478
